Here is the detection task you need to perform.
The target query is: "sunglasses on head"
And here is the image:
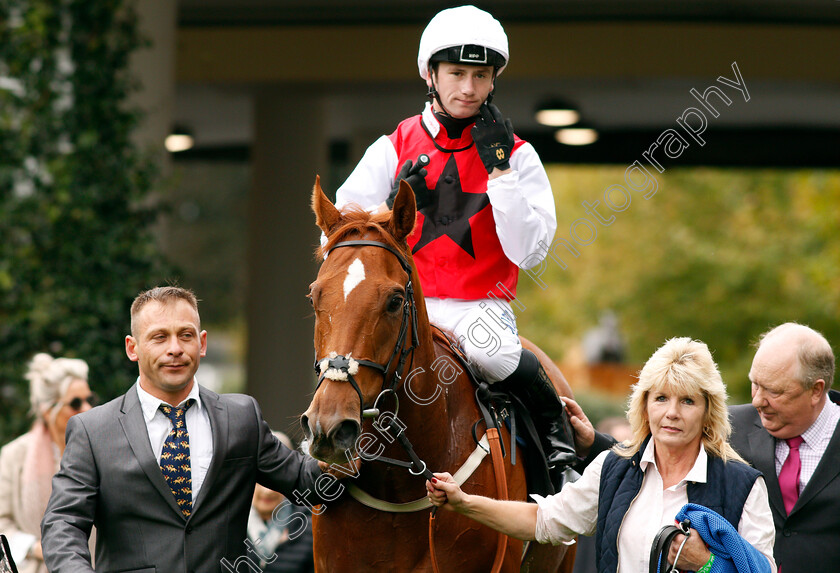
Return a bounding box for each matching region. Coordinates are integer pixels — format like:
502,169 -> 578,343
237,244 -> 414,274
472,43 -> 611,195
66,395 -> 98,411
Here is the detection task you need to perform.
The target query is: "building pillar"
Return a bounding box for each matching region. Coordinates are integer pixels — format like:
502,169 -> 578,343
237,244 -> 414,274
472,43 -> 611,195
130,0 -> 176,157
247,85 -> 327,437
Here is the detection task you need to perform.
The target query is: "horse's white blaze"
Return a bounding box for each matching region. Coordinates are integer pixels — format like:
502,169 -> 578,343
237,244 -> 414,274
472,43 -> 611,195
343,258 -> 365,301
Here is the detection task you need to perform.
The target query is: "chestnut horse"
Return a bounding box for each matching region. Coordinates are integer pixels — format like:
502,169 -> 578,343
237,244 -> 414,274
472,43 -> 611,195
302,178 -> 576,572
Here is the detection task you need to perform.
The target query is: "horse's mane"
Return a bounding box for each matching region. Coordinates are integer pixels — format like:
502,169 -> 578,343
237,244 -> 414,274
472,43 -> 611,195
318,206 -> 411,261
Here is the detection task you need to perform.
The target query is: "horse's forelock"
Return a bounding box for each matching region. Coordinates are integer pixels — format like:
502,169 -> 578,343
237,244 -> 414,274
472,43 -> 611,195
319,208 -> 408,260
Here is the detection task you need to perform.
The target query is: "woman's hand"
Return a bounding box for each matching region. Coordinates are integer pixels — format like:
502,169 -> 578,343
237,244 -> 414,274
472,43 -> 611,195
667,529 -> 711,571
427,472 -> 540,540
564,397 -> 595,456
426,472 -> 467,512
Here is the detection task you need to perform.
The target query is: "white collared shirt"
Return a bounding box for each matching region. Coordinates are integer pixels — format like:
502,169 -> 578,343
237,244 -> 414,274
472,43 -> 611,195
532,440 -> 777,572
775,398 -> 840,491
136,380 -> 214,502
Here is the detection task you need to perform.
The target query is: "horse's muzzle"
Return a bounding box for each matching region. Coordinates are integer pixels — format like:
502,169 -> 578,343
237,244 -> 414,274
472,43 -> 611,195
300,414 -> 361,463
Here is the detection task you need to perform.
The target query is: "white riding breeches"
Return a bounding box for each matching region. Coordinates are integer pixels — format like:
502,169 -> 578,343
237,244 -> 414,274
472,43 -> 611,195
425,297 -> 523,383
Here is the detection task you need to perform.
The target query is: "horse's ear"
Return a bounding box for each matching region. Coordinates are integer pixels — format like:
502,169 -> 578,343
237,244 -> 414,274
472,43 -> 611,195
389,179 -> 417,242
312,175 -> 342,236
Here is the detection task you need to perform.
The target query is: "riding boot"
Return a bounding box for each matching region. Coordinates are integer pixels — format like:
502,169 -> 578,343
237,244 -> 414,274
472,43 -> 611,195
495,349 -> 578,472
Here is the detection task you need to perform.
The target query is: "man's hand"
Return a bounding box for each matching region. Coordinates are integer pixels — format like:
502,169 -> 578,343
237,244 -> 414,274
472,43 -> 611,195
471,103 -> 514,174
564,397 -> 596,457
318,456 -> 362,480
386,154 -> 432,210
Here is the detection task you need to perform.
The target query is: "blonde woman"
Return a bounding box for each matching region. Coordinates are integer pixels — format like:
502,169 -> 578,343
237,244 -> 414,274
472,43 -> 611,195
428,338 -> 777,573
0,353 -> 94,572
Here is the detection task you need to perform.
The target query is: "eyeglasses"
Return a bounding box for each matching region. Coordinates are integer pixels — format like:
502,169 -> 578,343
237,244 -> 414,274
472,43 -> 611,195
65,395 -> 98,411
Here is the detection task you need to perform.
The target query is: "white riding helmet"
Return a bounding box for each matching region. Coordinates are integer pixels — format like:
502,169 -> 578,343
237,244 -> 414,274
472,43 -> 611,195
417,5 -> 509,81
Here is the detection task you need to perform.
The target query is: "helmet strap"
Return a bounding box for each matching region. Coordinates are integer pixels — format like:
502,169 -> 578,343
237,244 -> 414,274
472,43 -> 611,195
486,68 -> 499,105
426,83 -> 439,102
427,69 -> 454,118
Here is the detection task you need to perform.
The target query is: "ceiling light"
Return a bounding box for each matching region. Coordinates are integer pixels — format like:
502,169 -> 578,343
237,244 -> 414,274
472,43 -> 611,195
535,99 -> 580,127
165,126 -> 194,153
555,127 -> 599,146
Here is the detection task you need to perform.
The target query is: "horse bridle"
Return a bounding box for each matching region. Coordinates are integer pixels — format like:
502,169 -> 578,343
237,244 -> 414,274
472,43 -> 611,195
313,240 -> 508,573
313,239 -> 420,422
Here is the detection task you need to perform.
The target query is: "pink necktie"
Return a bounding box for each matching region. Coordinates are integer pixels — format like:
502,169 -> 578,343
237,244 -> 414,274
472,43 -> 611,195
779,436 -> 804,514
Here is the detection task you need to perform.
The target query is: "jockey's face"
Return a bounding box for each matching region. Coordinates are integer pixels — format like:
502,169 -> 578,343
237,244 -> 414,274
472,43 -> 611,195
429,62 -> 494,119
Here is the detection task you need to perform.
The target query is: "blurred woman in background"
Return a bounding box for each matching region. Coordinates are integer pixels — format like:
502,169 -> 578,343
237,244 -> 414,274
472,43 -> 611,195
0,353 -> 94,572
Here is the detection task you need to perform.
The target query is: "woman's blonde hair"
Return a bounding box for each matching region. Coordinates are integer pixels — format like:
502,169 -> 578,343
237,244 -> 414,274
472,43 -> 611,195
617,337 -> 744,463
26,352 -> 89,418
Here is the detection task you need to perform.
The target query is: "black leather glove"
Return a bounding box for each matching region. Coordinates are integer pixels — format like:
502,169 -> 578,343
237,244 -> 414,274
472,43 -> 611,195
471,103 -> 514,174
386,154 -> 432,210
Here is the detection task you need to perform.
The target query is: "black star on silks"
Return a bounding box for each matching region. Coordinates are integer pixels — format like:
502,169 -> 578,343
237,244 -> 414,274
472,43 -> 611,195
411,154 -> 489,259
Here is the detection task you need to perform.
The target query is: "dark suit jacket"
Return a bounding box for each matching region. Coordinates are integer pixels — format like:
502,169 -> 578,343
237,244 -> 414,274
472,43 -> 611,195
729,390 -> 840,573
41,384 -> 323,573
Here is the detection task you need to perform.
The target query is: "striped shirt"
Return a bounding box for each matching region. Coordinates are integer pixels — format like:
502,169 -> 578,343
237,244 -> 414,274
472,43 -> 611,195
775,398 -> 840,490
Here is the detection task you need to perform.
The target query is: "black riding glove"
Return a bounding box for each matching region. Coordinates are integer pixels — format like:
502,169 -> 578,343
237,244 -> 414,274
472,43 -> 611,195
386,154 -> 432,210
471,103 -> 514,174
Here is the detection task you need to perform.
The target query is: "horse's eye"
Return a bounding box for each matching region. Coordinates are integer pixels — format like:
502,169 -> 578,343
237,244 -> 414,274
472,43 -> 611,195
308,282 -> 320,308
386,295 -> 404,313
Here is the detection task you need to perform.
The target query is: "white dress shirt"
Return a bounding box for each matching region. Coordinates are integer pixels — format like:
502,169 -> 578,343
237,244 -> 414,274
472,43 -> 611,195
775,398 -> 840,491
532,440 -> 777,572
137,381 -> 214,503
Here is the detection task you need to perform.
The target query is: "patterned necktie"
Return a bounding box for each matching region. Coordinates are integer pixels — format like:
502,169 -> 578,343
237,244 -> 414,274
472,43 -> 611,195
159,399 -> 195,518
778,435 -> 804,514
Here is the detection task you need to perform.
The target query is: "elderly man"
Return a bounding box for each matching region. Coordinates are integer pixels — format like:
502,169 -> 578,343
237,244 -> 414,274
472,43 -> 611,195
730,322 -> 840,573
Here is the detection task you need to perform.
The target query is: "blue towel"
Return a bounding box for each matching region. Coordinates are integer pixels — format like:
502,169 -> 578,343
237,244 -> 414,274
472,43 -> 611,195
674,503 -> 772,573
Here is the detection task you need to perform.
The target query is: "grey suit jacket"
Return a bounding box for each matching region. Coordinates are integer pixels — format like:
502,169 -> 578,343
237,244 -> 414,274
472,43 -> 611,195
41,384 -> 323,573
729,390 -> 840,573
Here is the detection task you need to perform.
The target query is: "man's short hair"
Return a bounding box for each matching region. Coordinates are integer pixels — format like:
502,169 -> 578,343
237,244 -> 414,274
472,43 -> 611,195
758,322 -> 835,392
130,286 -> 200,336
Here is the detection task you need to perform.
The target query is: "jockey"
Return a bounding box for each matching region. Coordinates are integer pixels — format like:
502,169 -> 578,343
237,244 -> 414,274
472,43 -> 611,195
335,6 -> 576,472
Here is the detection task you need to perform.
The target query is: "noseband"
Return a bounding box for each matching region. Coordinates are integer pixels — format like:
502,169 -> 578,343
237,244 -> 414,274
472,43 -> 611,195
313,239 -> 420,421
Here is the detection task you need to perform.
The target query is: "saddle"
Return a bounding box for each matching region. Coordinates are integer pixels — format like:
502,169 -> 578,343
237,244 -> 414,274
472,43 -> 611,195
437,326 -> 566,498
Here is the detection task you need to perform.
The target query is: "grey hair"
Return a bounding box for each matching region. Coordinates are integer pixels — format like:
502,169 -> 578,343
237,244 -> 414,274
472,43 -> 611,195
26,353 -> 89,418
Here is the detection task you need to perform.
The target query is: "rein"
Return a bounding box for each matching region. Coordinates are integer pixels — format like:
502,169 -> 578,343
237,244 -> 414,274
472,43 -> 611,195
649,519 -> 691,573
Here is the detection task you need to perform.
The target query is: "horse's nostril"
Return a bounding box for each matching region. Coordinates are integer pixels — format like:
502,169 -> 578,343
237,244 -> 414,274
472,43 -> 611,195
331,419 -> 361,451
300,414 -> 313,440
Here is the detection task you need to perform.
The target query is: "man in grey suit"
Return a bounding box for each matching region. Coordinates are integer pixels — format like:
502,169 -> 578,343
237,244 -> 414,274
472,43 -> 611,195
730,322 -> 840,573
41,286 -> 338,572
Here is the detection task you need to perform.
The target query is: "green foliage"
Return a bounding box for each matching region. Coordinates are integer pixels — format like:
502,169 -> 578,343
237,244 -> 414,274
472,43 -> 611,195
0,0 -> 167,444
517,166 -> 840,404
573,390 -> 628,428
